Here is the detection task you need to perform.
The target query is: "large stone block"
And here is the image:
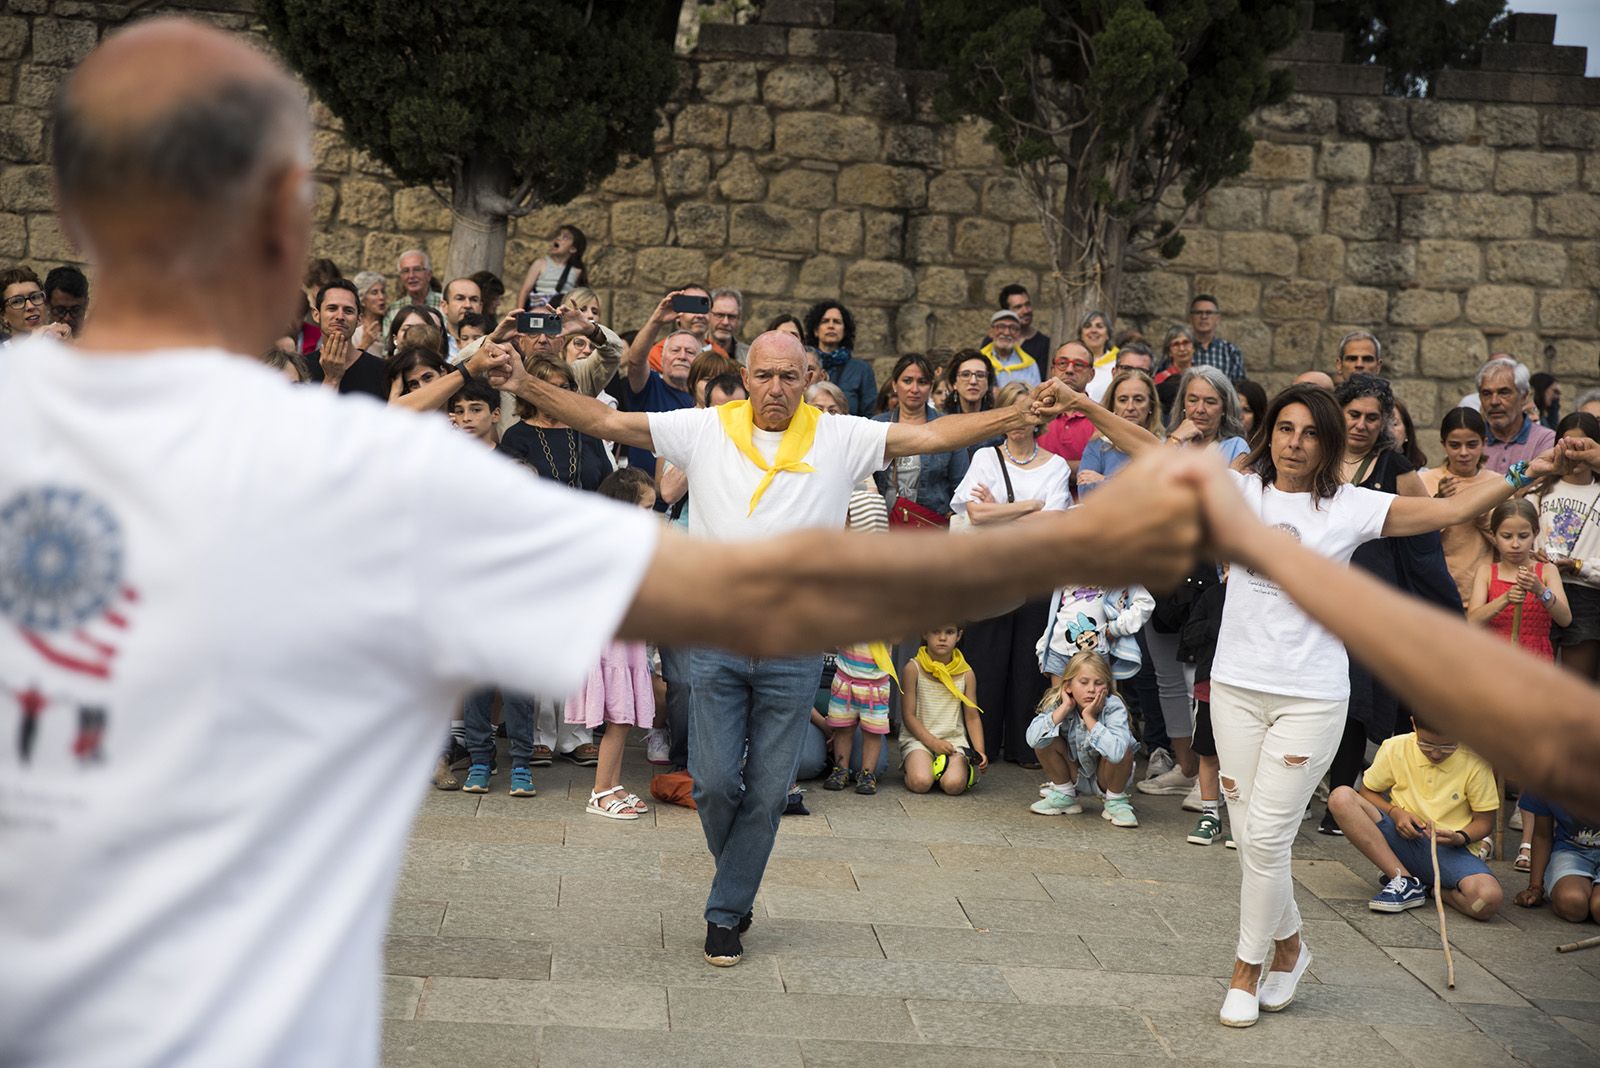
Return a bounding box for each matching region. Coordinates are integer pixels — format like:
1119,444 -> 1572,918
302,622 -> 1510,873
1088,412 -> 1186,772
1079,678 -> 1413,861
1427,145 -> 1494,191
1485,240 -> 1567,285
1333,285 -> 1387,324
981,177 -> 1034,223
600,157 -> 657,197
1585,152 -> 1600,194
1415,240 -> 1482,286
774,112 -> 881,162
1009,222 -> 1050,266
1265,183 -> 1324,235
16,62 -> 65,109
309,231 -> 363,276
0,212 -> 26,258
1401,193 -> 1532,238
1345,242 -> 1416,286
1390,377 -> 1438,426
31,18 -> 96,66
1261,280 -> 1328,321
1537,193 -> 1600,237
610,201 -> 669,246
1256,95 -> 1337,134
1171,229 -> 1220,271
715,155 -> 767,201
1204,188 -> 1263,231
1228,318 -> 1271,371
981,267 -> 1038,306
927,174 -> 977,214
1338,97 -> 1409,140
660,150 -> 710,197
1420,328 -> 1489,378
0,105 -> 41,164
0,164 -> 52,212
1372,142 -> 1424,184
1539,289 -> 1598,332
839,68 -> 910,121
863,211 -> 904,259
728,106 -> 773,150
0,17 -> 27,60
697,61 -> 760,104
1296,234 -> 1345,281
1193,273 -> 1261,317
916,266 -> 970,306
309,182 -> 336,225
1272,319 -> 1323,372
1551,338 -> 1600,377
337,178 -> 393,229
1464,284 -> 1534,326
1389,289 -> 1461,327
634,247 -> 709,288
584,246 -> 631,288
1544,110 -> 1600,149
710,252 -> 792,295
27,214 -> 75,261
817,208 -> 862,255
795,255 -> 842,300
788,28 -> 897,66
1247,142 -> 1314,182
673,203 -> 727,247
768,166 -> 834,208
1222,232 -> 1299,276
1494,150 -> 1577,194
393,187 -> 450,232
1326,187 -> 1396,240
888,124 -> 940,167
851,305 -> 894,356
1318,142 -> 1371,182
763,65 -> 835,109
836,163 -> 926,209
1571,243 -> 1600,288
906,215 -> 950,262
673,104 -> 728,148
310,129 -> 348,174
1479,104 -> 1540,147
948,121 -> 998,168
895,302 -> 934,351
843,260 -> 916,302
361,232 -> 414,275
1118,270 -> 1190,318
1408,101 -> 1475,143
730,203 -> 816,252
952,217 -> 1009,263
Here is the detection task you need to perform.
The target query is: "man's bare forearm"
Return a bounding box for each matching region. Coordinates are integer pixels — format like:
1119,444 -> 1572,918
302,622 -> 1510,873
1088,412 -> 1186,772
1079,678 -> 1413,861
508,372 -> 654,450
1077,393 -> 1160,457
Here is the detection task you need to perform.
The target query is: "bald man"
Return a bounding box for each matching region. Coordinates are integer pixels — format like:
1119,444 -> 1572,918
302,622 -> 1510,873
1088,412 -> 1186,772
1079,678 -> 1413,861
1294,370 -> 1336,390
0,19 -> 1205,1067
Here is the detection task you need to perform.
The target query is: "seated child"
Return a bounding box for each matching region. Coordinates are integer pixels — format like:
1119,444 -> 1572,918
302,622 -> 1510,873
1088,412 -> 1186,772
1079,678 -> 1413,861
1327,714 -> 1502,920
1514,793 -> 1600,924
900,625 -> 986,795
1026,651 -> 1138,827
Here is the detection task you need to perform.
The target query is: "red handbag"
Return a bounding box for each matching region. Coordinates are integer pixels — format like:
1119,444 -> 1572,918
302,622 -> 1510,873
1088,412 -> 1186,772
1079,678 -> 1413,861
887,457 -> 948,528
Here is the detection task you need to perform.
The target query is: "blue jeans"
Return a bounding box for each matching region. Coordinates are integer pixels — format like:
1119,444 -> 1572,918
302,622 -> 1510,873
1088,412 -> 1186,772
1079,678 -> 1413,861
689,649 -> 821,928
659,645 -> 694,772
463,687 -> 535,768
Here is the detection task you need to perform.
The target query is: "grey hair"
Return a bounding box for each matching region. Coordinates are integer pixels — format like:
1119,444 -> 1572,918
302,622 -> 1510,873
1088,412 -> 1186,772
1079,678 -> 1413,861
1575,387 -> 1600,410
53,73 -> 310,220
1476,356 -> 1530,395
1078,309 -> 1110,334
805,381 -> 848,411
710,287 -> 744,312
1339,330 -> 1384,363
398,248 -> 432,271
352,270 -> 385,299
1173,364 -> 1247,442
1163,323 -> 1197,356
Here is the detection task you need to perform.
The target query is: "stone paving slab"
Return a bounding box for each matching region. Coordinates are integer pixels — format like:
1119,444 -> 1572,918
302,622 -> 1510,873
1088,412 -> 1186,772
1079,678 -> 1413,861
549,943 -> 783,990
802,1038 -> 1054,1067
381,1021 -> 538,1068
539,1025 -> 804,1067
777,955 -> 1018,1002
386,935 -> 553,982
668,988 -> 921,1041
416,976 -> 668,1030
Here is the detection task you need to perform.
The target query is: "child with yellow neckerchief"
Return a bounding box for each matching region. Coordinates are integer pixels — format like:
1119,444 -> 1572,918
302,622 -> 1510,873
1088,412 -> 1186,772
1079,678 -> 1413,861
900,625 -> 986,795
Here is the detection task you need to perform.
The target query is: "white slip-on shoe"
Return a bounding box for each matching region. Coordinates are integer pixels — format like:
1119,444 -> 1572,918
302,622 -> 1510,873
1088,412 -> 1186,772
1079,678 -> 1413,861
1259,942 -> 1312,1012
1219,987 -> 1259,1028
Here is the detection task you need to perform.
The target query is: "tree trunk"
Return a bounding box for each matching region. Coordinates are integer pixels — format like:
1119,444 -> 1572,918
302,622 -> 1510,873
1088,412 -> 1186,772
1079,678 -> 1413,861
444,154 -> 516,282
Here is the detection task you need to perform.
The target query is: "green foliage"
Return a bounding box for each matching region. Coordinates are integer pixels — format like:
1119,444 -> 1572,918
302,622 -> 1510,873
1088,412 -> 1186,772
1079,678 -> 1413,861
1314,0 -> 1509,97
258,0 -> 678,207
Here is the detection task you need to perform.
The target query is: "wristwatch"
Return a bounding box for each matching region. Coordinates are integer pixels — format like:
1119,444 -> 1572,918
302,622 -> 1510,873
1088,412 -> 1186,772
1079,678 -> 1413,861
1540,587 -> 1555,605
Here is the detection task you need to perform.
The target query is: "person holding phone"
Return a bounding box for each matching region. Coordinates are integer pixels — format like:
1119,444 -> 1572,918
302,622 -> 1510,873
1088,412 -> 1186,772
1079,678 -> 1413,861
631,285 -> 727,373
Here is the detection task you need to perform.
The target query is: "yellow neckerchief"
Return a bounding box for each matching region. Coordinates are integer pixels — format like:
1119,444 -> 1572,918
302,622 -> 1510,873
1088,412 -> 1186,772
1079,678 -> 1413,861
716,399 -> 820,515
866,642 -> 900,684
915,647 -> 982,712
1094,345 -> 1119,370
980,340 -> 1035,375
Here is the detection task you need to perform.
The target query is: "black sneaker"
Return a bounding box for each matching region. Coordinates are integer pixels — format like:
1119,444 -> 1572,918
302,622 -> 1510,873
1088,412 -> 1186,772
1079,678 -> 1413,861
737,911 -> 754,934
822,765 -> 851,791
704,922 -> 743,967
855,770 -> 878,795
1317,810 -> 1344,836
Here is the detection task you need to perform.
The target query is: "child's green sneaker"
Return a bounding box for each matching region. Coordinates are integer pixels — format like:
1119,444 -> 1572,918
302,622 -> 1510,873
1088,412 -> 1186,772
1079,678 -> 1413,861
462,763 -> 492,794
1187,812 -> 1223,845
854,771 -> 878,795
822,765 -> 852,791
507,766 -> 536,797
1030,788 -> 1084,815
1101,795 -> 1139,828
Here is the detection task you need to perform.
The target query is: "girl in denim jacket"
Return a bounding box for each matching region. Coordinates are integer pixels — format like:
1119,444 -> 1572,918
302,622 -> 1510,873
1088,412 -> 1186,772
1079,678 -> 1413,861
1025,651 -> 1140,827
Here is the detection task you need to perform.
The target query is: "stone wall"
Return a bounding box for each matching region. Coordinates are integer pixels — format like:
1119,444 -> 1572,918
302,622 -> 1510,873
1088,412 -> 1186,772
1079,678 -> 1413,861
3,1 -> 1598,425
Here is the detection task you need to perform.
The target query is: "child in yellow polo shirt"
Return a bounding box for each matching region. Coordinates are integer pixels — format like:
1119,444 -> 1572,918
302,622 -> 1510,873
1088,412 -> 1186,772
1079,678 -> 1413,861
1326,714 -> 1503,920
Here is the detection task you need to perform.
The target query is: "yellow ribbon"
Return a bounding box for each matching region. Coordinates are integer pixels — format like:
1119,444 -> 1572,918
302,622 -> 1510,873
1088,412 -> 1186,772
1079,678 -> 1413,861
980,340 -> 1036,376
716,399 -> 820,515
915,647 -> 982,713
866,642 -> 900,684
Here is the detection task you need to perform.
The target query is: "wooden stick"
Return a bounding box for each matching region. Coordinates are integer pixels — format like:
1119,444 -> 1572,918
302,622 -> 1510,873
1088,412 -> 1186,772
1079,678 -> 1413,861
1495,601 -> 1524,863
1557,934 -> 1600,954
1429,819 -> 1456,989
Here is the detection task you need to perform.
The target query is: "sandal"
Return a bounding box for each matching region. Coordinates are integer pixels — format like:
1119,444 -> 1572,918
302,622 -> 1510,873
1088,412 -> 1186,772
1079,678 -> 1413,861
619,789 -> 648,813
587,786 -> 641,821
1514,842 -> 1531,872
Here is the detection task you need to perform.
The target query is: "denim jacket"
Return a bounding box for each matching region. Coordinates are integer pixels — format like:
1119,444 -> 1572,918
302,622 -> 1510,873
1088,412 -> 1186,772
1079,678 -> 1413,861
872,406 -> 971,517
1025,693 -> 1136,796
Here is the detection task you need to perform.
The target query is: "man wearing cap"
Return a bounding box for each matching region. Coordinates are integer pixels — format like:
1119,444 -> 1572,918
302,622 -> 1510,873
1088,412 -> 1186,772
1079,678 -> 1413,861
979,309 -> 1040,390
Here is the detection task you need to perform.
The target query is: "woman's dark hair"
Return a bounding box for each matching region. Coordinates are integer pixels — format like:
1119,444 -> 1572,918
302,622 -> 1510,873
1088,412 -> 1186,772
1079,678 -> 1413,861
386,303 -> 447,357
1439,406 -> 1488,441
1488,497 -> 1540,537
0,265 -> 41,292
599,466 -> 654,505
1334,372 -> 1397,456
888,353 -> 934,412
704,372 -> 746,402
942,349 -> 995,414
803,300 -> 856,351
1556,411 -> 1600,441
1393,398 -> 1427,469
558,224 -> 587,275
1531,372 -> 1558,413
514,356 -> 577,419
448,375 -> 501,412
1242,384 -> 1346,502
766,313 -> 804,336
386,344 -> 447,395
1235,378 -> 1269,444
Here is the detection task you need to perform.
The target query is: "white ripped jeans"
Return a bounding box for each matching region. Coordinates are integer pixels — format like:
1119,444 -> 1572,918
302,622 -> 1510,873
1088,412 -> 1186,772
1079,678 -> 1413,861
1211,680 -> 1348,965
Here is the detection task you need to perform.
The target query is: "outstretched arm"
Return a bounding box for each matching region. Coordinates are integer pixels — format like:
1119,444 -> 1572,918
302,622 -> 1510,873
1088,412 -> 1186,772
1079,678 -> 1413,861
1187,453 -> 1600,820
624,292 -> 680,394
1381,453 -> 1553,537
884,397 -> 1032,460
498,350 -> 654,451
1035,380 -> 1162,458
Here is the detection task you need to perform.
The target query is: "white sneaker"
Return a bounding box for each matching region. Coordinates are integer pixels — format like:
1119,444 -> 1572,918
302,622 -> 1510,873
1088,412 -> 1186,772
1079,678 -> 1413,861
645,729 -> 671,766
1219,987 -> 1259,1028
1508,807 -> 1523,831
1038,779 -> 1066,798
1144,747 -> 1175,779
1136,766 -> 1197,796
1030,788 -> 1084,816
1181,783 -> 1205,812
1259,942 -> 1312,1012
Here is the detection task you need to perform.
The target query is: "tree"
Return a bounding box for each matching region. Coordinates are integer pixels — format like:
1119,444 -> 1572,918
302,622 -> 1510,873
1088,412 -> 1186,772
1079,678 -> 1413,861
1314,0 -> 1509,98
919,0 -> 1299,333
259,0 -> 680,279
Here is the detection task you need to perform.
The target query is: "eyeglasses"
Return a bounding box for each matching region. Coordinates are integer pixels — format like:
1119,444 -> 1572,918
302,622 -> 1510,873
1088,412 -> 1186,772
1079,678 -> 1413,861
1416,741 -> 1458,757
1190,310 -> 1219,319
50,304 -> 85,320
4,291 -> 46,311
955,370 -> 988,381
1054,359 -> 1092,371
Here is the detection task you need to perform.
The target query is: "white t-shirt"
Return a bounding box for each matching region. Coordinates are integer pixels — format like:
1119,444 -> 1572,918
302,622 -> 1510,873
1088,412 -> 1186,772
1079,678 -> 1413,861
951,446 -> 1072,515
647,407 -> 889,540
1211,469 -> 1393,700
0,338 -> 657,1068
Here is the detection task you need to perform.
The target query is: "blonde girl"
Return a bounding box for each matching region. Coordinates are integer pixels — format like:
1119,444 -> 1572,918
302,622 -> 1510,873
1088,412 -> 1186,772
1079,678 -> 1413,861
1026,651 -> 1138,827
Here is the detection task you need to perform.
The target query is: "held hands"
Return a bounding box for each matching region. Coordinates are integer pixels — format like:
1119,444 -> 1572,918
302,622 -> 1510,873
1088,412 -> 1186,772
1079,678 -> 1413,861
468,340 -> 516,385
1031,378 -> 1082,421
1557,435 -> 1600,473
1529,446 -> 1559,482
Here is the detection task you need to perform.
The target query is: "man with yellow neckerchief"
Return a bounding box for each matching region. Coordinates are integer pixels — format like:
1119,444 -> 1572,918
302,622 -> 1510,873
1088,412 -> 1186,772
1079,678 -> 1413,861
980,309 -> 1040,391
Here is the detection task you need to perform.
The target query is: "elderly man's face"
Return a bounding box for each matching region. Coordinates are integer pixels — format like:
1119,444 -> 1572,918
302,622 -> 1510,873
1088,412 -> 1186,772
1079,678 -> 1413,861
744,338 -> 807,431
398,253 -> 430,299
1339,339 -> 1381,381
990,318 -> 1021,349
444,280 -> 481,328
709,294 -> 741,346
1051,343 -> 1094,391
1479,369 -> 1524,435
661,333 -> 698,388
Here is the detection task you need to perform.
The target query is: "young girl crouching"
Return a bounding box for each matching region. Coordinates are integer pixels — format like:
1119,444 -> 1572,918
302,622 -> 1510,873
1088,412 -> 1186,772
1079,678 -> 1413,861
1026,651 -> 1139,827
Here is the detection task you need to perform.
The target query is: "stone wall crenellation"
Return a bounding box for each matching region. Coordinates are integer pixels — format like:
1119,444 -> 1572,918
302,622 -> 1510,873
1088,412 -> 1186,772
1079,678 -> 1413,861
2,1 -> 1597,429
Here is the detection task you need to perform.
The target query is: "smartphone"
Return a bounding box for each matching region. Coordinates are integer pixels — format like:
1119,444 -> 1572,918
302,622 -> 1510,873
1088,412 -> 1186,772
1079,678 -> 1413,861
516,311 -> 562,336
671,293 -> 711,314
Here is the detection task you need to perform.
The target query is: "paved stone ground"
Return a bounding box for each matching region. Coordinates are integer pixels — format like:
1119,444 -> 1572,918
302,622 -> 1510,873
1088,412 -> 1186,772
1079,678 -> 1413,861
382,744 -> 1600,1067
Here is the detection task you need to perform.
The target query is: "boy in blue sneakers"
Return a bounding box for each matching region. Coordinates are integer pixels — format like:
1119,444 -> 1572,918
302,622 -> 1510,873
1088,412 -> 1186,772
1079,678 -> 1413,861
1326,714 -> 1503,920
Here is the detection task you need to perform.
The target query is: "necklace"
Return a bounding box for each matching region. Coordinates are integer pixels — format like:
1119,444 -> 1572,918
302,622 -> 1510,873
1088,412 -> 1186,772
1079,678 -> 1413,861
532,426 -> 580,487
1004,439 -> 1038,465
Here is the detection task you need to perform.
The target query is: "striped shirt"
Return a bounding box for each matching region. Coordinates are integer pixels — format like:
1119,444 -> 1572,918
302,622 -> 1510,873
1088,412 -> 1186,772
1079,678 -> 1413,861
836,643 -> 888,682
847,487 -> 888,534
